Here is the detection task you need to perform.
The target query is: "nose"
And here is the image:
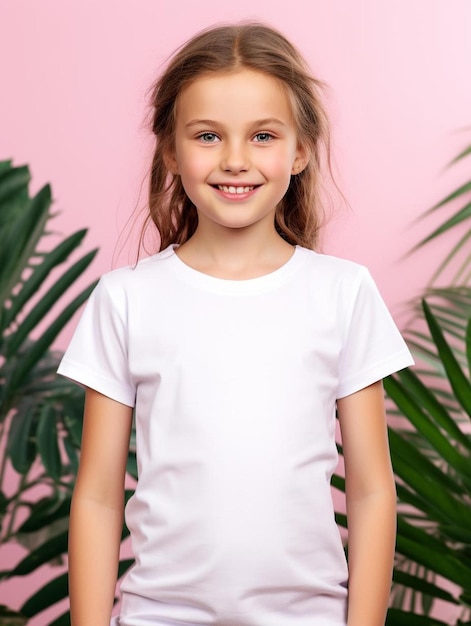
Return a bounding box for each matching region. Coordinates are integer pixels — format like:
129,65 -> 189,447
220,140 -> 249,173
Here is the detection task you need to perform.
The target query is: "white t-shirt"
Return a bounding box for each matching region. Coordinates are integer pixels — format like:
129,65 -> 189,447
58,244 -> 413,626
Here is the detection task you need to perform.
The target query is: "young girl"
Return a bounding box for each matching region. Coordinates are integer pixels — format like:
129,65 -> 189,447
59,22 -> 413,626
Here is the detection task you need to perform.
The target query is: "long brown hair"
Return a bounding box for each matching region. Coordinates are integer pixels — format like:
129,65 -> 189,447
147,22 -> 332,251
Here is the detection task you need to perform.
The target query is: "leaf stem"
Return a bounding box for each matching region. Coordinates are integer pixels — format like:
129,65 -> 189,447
3,471 -> 30,542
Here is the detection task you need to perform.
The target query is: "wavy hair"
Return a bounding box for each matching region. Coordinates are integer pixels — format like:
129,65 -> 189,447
146,22 -> 332,251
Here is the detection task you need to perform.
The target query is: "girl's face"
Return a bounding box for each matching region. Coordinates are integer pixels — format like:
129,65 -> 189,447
168,69 -> 307,236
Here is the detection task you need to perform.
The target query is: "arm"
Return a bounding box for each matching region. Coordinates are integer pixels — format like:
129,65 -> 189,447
69,388 -> 133,626
337,381 -> 396,626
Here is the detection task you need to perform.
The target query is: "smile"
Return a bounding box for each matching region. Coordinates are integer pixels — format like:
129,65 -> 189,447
217,185 -> 255,194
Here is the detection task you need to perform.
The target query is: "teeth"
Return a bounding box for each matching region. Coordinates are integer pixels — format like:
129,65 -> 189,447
218,185 -> 254,194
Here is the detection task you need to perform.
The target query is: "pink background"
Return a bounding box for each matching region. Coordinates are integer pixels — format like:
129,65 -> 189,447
1,0 -> 470,623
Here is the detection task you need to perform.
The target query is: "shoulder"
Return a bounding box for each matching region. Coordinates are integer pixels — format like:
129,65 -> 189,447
297,246 -> 371,289
84,246 -> 177,319
97,245 -> 176,292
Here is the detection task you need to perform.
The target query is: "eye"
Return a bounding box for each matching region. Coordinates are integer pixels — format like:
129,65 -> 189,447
197,132 -> 220,143
253,132 -> 274,143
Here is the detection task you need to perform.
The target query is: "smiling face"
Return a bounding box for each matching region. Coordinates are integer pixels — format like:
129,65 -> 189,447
168,69 -> 308,237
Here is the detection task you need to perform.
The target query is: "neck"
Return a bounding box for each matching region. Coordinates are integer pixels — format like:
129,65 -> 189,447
175,223 -> 294,280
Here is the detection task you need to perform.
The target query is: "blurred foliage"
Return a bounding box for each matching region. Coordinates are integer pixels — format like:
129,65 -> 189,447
335,142 -> 471,625
0,161 -> 136,625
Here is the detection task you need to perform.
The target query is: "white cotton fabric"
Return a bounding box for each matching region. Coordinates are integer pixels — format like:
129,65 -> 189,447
58,245 -> 413,626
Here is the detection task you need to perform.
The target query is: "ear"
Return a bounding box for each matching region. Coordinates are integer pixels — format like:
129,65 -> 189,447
291,144 -> 310,175
163,148 -> 179,175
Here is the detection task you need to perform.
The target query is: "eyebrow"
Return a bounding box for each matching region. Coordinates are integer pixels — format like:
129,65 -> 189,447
185,118 -> 287,128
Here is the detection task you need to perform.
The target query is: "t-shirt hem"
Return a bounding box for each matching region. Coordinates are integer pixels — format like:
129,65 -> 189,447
57,359 -> 136,407
336,349 -> 414,399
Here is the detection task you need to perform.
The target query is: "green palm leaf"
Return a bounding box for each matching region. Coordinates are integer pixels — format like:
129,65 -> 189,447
4,253 -> 97,357
6,403 -> 37,474
36,404 -> 61,481
392,570 -> 458,605
1,229 -> 89,331
422,300 -> 471,417
0,161 -> 100,621
20,572 -> 68,618
383,142 -> 471,623
386,608 -> 449,625
0,184 -> 51,312
414,202 -> 471,250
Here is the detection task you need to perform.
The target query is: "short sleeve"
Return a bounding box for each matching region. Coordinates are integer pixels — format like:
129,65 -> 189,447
336,267 -> 414,399
57,276 -> 136,407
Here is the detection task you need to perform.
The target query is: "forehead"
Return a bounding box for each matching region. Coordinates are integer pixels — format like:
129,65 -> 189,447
175,69 -> 295,125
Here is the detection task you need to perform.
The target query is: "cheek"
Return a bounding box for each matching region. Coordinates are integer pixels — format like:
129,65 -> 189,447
265,152 -> 293,184
262,146 -> 297,176
178,148 -> 215,181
